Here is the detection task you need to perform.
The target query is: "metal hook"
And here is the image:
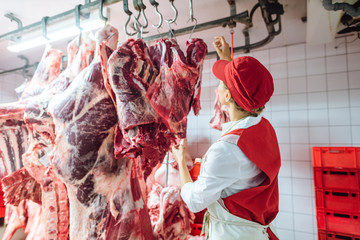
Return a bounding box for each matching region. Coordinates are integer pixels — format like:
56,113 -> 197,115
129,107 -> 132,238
133,0 -> 148,28
165,0 -> 178,24
166,21 -> 177,42
123,0 -> 137,36
75,5 -> 83,45
149,0 -> 163,29
188,0 -> 194,22
187,17 -> 197,40
99,0 -> 108,24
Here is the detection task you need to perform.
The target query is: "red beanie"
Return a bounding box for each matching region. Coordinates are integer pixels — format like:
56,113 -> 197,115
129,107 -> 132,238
212,56 -> 274,113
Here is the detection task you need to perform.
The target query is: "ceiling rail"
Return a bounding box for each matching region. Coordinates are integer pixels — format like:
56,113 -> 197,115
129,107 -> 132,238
0,0 -> 121,41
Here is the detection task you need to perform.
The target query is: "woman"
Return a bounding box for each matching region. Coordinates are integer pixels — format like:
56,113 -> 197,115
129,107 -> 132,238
172,36 -> 281,240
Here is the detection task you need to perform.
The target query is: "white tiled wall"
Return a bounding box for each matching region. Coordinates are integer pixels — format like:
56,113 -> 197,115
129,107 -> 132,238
0,72 -> 24,103
0,35 -> 359,239
187,35 -> 360,240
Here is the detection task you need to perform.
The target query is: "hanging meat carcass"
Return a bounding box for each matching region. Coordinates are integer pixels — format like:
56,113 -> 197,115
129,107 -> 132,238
48,25 -> 155,240
146,38 -> 207,139
102,38 -> 173,180
147,183 -> 195,240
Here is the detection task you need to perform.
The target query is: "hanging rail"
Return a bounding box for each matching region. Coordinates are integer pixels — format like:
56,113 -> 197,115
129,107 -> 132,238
0,0 -> 120,41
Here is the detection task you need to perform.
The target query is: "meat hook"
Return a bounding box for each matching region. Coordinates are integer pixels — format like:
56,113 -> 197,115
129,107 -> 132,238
187,0 -> 197,39
187,18 -> 197,40
165,0 -> 178,24
133,0 -> 148,29
98,0 -> 108,24
123,0 -> 137,36
149,0 -> 163,29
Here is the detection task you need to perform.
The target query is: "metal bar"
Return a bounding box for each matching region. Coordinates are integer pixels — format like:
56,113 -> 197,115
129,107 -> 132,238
143,11 -> 249,42
0,64 -> 34,76
0,0 -> 121,41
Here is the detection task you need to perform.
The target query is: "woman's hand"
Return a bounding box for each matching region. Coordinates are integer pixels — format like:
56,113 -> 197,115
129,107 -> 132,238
172,138 -> 189,166
213,36 -> 232,61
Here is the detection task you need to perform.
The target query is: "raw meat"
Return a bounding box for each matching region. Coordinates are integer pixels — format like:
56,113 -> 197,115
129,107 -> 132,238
104,38 -> 172,180
49,25 -> 155,240
0,117 -> 28,176
148,184 -> 195,240
146,38 -> 207,138
2,199 -> 45,240
19,46 -> 62,103
1,168 -> 41,206
209,89 -> 230,130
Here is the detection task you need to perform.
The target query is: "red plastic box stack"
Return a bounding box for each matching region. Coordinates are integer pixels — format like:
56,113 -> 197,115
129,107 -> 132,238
189,158 -> 206,237
312,147 -> 360,240
0,183 -> 5,218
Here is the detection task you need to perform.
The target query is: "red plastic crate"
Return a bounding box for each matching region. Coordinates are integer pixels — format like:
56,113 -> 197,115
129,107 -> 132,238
317,209 -> 360,235
0,205 -> 5,218
190,159 -> 201,181
190,224 -> 204,236
315,189 -> 360,212
194,209 -> 206,224
313,147 -> 360,168
313,167 -> 360,190
318,230 -> 360,240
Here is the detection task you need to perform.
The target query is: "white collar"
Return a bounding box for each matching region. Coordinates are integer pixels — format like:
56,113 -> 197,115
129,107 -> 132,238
221,114 -> 263,136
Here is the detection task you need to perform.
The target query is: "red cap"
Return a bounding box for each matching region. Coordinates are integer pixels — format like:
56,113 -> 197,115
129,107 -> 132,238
212,56 -> 274,113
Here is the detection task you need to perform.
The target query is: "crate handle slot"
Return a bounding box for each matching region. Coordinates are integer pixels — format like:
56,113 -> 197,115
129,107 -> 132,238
332,192 -> 349,197
352,193 -> 357,197
334,235 -> 352,240
329,171 -> 348,175
328,150 -> 345,154
354,216 -> 358,219
333,213 -> 350,218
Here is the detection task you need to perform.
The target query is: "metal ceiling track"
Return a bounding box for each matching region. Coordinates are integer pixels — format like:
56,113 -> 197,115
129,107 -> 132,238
0,0 -> 284,76
0,0 -> 120,41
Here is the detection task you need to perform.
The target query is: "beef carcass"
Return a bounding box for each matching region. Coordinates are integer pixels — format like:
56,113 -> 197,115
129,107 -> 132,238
19,31 -> 97,240
19,46 -> 62,103
103,38 -> 172,180
148,184 -> 195,240
209,89 -> 230,130
49,26 -> 154,240
146,38 -> 207,138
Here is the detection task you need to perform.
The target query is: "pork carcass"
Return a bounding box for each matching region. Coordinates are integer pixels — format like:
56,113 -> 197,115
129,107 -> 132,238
146,38 -> 207,138
103,38 -> 172,180
209,89 -> 230,130
49,26 -> 154,240
148,184 -> 195,240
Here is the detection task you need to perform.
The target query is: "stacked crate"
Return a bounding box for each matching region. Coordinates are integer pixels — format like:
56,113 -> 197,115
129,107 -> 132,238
189,158 -> 206,236
312,147 -> 360,240
0,184 -> 5,218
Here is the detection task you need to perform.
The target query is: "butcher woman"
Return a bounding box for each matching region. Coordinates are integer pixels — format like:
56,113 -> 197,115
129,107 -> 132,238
172,36 -> 281,240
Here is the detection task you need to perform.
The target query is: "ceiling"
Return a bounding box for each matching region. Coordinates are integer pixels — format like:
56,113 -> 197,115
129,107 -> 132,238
0,0 -> 307,73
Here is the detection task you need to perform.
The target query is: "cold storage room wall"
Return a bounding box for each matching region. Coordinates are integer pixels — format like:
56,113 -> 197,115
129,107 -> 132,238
0,35 -> 358,240
186,35 -> 360,240
0,73 -> 24,103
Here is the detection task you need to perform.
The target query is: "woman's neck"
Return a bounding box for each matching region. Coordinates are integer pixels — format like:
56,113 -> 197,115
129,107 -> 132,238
228,104 -> 250,121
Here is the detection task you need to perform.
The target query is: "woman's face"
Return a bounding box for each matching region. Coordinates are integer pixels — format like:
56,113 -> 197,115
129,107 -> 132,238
217,81 -> 229,106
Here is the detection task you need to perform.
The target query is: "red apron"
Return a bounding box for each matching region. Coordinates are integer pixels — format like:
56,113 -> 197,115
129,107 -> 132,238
220,117 -> 281,240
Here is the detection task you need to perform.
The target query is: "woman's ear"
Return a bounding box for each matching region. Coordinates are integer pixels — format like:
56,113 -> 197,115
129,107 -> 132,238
225,89 -> 232,102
